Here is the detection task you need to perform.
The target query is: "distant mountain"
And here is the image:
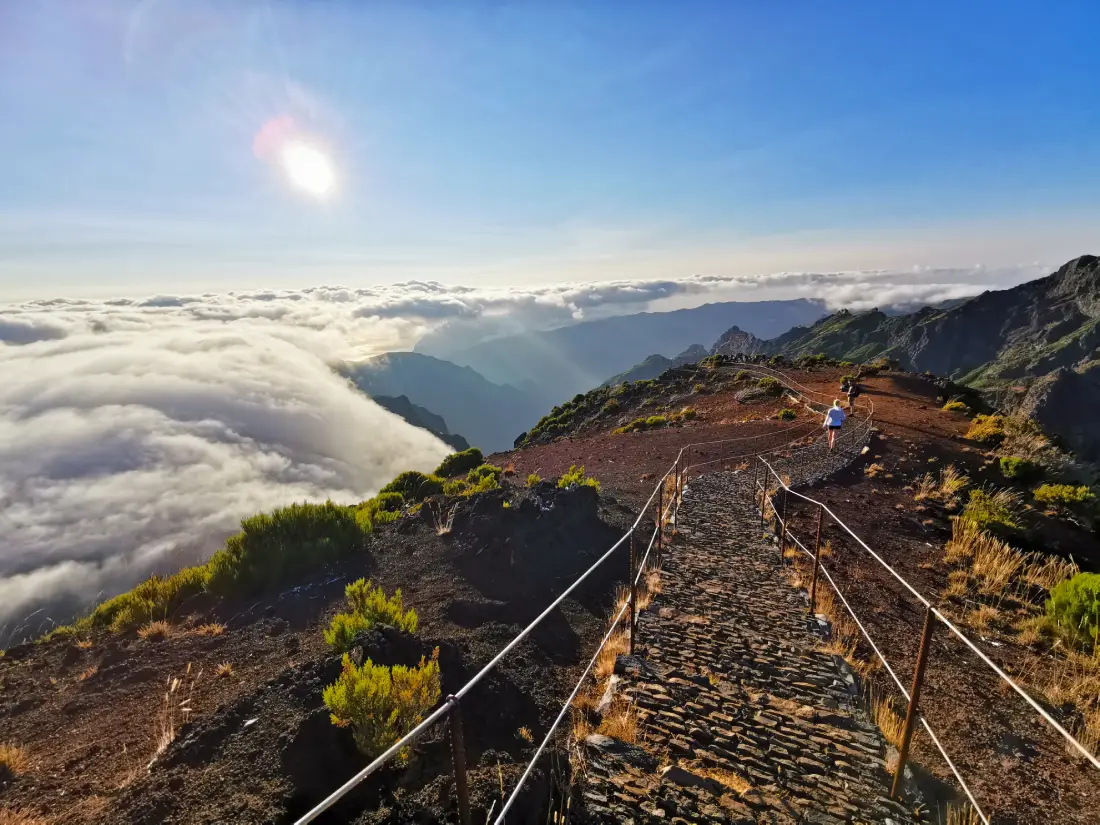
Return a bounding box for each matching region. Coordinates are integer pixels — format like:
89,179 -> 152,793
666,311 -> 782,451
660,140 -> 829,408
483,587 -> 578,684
601,344 -> 709,387
420,299 -> 827,403
712,255 -> 1100,457
342,352 -> 549,453
372,394 -> 470,452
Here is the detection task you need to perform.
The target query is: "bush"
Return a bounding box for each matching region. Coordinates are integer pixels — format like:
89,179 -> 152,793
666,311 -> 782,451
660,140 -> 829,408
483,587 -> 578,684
1033,483 -> 1095,508
323,650 -> 442,759
373,492 -> 404,512
757,376 -> 782,395
775,408 -> 797,421
80,566 -> 210,634
999,456 -> 1040,482
467,464 -> 502,484
1046,573 -> 1100,651
558,465 -> 600,492
434,448 -> 484,478
526,473 -> 541,487
678,407 -> 697,421
602,398 -> 620,414
734,370 -> 747,382
442,478 -> 469,496
693,383 -> 707,394
961,488 -> 1021,532
644,415 -> 668,428
324,578 -> 418,653
380,471 -> 445,501
965,414 -> 1006,446
205,501 -> 365,595
942,399 -> 969,413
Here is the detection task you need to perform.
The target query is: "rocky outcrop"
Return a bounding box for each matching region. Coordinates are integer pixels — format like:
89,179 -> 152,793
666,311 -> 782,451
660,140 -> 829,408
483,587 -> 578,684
1018,365 -> 1100,460
600,344 -> 710,388
372,394 -> 471,451
710,325 -> 766,357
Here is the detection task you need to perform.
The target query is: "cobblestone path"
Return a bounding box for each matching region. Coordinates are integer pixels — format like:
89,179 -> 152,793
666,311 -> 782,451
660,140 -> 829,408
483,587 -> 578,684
579,470 -> 915,824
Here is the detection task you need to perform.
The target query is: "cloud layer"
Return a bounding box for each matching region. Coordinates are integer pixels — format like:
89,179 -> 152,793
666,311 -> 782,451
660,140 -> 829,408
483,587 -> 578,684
0,260 -> 1052,638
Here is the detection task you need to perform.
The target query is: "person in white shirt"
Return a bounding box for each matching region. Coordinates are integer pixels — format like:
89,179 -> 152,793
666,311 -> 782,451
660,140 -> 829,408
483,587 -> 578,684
823,400 -> 847,450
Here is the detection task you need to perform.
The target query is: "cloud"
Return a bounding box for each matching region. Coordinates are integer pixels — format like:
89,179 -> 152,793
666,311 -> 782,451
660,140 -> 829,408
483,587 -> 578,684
0,258 -> 1054,638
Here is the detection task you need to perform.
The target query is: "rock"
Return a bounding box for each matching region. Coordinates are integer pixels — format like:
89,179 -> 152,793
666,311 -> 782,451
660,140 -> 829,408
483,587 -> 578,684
1019,365 -> 1100,460
613,655 -> 660,681
659,765 -> 721,794
584,734 -> 658,771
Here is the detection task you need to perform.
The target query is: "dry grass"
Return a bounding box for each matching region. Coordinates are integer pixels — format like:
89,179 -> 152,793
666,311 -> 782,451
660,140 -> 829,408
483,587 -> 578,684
597,698 -> 639,743
868,690 -> 905,749
429,502 -> 457,536
0,743 -> 29,776
0,810 -> 49,825
1023,555 -> 1079,592
913,473 -> 937,501
944,801 -> 982,825
864,462 -> 885,478
75,639 -> 93,650
77,665 -> 98,681
692,763 -> 752,795
194,623 -> 225,636
150,664 -> 201,767
939,464 -> 969,508
215,662 -> 233,678
594,626 -> 630,683
944,570 -> 970,599
502,462 -> 516,476
137,620 -> 172,640
967,604 -> 1001,631
516,726 -> 533,743
971,537 -> 1025,597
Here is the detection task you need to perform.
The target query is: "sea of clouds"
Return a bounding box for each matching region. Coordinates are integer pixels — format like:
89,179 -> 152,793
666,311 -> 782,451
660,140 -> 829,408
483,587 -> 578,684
0,262 -> 1049,639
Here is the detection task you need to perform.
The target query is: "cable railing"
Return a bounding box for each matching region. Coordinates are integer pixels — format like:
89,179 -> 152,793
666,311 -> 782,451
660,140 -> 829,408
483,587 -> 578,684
293,364 -> 877,825
752,455 -> 1100,824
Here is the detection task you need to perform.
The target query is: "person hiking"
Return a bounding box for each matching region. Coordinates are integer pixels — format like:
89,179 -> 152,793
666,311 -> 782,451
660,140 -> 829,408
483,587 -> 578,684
823,400 -> 847,450
846,379 -> 861,411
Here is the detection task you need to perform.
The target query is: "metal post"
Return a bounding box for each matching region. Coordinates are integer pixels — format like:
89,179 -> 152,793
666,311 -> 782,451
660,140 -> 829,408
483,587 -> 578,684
656,486 -> 664,562
628,532 -> 637,656
778,485 -> 788,553
809,506 -> 824,614
891,607 -> 936,798
448,696 -> 472,825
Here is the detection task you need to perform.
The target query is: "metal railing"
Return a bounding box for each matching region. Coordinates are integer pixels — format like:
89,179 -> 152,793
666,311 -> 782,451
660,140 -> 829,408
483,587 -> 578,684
293,363 -> 876,825
752,455 -> 1100,823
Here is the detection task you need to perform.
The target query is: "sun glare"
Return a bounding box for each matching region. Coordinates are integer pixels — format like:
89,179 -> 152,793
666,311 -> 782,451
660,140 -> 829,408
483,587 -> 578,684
280,141 -> 335,197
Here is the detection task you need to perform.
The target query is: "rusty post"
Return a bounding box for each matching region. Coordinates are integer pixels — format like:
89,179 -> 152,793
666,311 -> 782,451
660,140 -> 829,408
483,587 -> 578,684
628,532 -> 637,656
448,696 -> 472,825
809,505 -> 824,614
656,485 -> 664,562
891,607 -> 936,798
778,484 -> 788,555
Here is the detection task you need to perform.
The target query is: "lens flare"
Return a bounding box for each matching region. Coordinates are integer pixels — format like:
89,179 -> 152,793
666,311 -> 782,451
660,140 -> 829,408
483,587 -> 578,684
280,141 -> 335,197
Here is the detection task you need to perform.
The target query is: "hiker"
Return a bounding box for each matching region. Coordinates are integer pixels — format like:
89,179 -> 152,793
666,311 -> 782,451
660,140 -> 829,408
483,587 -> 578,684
823,400 -> 847,450
846,379 -> 861,411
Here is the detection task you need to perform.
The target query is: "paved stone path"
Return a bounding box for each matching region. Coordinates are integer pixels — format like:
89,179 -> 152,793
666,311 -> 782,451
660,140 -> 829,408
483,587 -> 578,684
579,470 -> 915,825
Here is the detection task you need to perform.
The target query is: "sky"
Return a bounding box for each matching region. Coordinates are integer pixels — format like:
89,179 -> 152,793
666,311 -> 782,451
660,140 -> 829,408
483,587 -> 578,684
1,0 -> 1098,301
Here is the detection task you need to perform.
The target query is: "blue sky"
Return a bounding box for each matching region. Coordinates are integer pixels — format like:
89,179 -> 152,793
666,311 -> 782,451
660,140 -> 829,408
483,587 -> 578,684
1,0 -> 1098,299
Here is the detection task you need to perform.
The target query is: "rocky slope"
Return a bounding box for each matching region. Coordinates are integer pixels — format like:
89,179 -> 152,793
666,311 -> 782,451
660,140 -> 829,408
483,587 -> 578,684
371,394 -> 470,451
599,344 -> 709,387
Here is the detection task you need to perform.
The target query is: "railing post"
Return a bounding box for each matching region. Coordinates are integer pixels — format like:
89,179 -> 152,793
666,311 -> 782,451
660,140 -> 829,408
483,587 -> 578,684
779,484 -> 788,555
656,485 -> 664,562
628,532 -> 637,656
809,505 -> 824,614
891,607 -> 936,798
447,695 -> 472,825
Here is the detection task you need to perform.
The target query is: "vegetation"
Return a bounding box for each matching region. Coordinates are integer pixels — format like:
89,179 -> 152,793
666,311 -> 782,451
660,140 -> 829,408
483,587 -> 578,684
434,448 -> 484,478
1033,483 -> 1095,508
965,414 -> 1007,446
558,465 -> 600,492
756,376 -> 782,396
323,649 -> 442,760
913,464 -> 969,510
1046,573 -> 1100,651
324,578 -> 418,653
942,399 -> 969,412
379,471 -> 445,502
526,473 -> 541,487
0,743 -> 28,777
999,456 -> 1040,482
961,487 -> 1022,532
775,408 -> 797,421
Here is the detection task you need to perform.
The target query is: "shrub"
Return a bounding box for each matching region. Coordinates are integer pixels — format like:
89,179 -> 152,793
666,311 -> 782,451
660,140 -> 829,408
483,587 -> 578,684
323,650 -> 442,759
1034,483 -> 1095,508
558,465 -> 600,492
942,399 -> 969,413
775,408 -> 797,421
961,488 -> 1021,532
644,415 -> 667,428
693,383 -> 707,394
442,478 -> 469,496
757,376 -> 782,395
373,492 -> 404,512
734,370 -> 747,382
434,448 -> 484,478
601,398 -> 620,414
526,473 -> 541,487
467,464 -> 502,484
965,414 -> 1006,446
78,566 -> 210,634
1046,573 -> 1100,651
999,456 -> 1040,482
380,471 -> 445,501
324,578 -> 418,653
678,407 -> 697,421
206,501 -> 365,595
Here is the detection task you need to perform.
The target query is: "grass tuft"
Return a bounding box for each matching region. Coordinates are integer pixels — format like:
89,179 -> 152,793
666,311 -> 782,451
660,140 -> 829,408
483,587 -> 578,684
0,743 -> 29,777
137,620 -> 172,641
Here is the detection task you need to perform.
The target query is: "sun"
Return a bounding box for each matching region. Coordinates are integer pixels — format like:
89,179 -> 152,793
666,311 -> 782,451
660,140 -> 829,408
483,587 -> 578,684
280,141 -> 335,197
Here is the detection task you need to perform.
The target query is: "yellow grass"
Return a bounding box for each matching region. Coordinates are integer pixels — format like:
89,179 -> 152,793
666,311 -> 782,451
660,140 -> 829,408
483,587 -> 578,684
516,726 -> 533,743
1023,555 -> 1079,592
194,623 -> 225,636
137,620 -> 172,640
913,473 -> 937,501
75,639 -> 93,650
215,662 -> 234,678
868,690 -> 905,749
945,801 -> 982,825
597,698 -> 639,743
692,763 -> 752,794
944,570 -> 970,599
971,536 -> 1025,597
78,665 -> 98,681
0,811 -> 49,825
864,462 -> 885,478
594,627 -> 630,683
967,604 -> 1000,631
0,743 -> 29,776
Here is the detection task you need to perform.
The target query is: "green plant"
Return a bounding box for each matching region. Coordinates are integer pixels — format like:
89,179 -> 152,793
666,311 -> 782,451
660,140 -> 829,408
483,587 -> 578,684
558,465 -> 600,492
644,415 -> 667,428
601,398 -> 620,414
1034,483 -> 1095,508
434,448 -> 484,478
734,370 -> 747,381
942,399 -> 969,413
775,408 -> 797,421
1046,573 -> 1100,651
965,414 -> 1006,446
323,649 -> 442,759
678,406 -> 697,421
526,473 -> 541,487
379,471 -> 445,501
442,478 -> 470,496
693,383 -> 707,394
757,376 -> 782,395
999,456 -> 1040,482
324,578 -> 418,653
961,487 -> 1021,532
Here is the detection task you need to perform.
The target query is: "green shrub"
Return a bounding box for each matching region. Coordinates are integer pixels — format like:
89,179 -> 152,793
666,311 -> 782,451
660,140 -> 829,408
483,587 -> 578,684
693,383 -> 707,394
1046,573 -> 1100,651
734,370 -> 747,382
602,398 -> 620,414
1033,483 -> 1095,508
999,456 -> 1040,481
961,488 -> 1021,532
442,478 -> 469,496
434,448 -> 484,478
526,473 -> 541,487
205,501 -> 366,595
323,650 -> 442,759
644,415 -> 667,428
942,399 -> 969,413
324,578 -> 418,653
380,471 -> 445,501
757,376 -> 782,396
776,408 -> 797,421
558,465 -> 600,492
838,361 -> 854,368
373,492 -> 404,512
80,566 -> 210,634
965,414 -> 1006,446
678,407 -> 697,421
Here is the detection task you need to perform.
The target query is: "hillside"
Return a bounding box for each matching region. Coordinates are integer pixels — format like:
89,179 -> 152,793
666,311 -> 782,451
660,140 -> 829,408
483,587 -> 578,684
599,344 -> 708,387
371,394 -> 470,451
422,299 -> 826,402
341,352 -> 549,452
